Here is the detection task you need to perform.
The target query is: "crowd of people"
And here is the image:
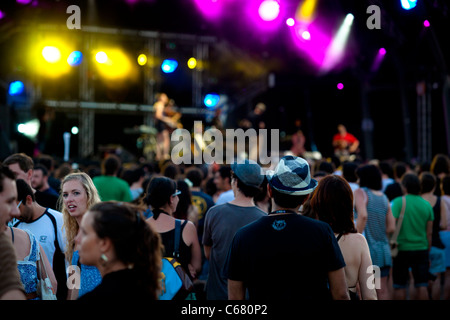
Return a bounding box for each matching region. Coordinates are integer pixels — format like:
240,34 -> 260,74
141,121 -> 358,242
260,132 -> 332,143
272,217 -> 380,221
1,148 -> 450,301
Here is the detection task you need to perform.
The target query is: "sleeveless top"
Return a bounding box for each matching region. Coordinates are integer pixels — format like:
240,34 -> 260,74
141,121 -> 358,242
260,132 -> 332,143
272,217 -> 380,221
12,228 -> 40,300
160,220 -> 192,275
431,197 -> 445,249
72,250 -> 102,297
359,188 -> 392,268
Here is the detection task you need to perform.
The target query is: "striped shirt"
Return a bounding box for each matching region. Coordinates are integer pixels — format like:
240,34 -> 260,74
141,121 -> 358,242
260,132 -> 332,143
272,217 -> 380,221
360,187 -> 392,268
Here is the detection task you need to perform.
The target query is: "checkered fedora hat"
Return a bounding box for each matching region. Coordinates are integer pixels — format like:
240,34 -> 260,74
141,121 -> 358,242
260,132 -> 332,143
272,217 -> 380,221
266,155 -> 318,195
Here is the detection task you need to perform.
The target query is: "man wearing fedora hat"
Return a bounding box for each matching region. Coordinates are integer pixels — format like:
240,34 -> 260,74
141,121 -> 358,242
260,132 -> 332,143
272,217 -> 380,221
203,160 -> 266,300
226,155 -> 350,300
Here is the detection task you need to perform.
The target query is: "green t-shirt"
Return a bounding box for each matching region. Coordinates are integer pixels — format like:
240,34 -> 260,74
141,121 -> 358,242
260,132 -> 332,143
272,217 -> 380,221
93,175 -> 133,202
391,194 -> 434,251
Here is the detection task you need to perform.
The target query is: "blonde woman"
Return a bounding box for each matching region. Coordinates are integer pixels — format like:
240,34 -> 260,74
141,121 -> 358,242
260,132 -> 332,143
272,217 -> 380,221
58,172 -> 101,299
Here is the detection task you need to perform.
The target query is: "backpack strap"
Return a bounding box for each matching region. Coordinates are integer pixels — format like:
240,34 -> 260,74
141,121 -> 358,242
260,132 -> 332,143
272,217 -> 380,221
173,219 -> 181,258
44,210 -> 62,253
173,219 -> 188,258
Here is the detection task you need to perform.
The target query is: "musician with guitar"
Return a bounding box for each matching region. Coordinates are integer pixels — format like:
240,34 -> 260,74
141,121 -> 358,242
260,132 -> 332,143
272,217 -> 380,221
154,93 -> 182,161
332,124 -> 360,160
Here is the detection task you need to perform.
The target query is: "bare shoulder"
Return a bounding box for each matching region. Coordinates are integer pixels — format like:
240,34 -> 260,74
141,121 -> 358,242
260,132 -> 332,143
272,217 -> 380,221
12,228 -> 30,243
342,233 -> 369,247
181,220 -> 198,245
183,220 -> 197,233
348,232 -> 368,242
11,228 -> 31,259
146,217 -> 156,226
353,188 -> 365,197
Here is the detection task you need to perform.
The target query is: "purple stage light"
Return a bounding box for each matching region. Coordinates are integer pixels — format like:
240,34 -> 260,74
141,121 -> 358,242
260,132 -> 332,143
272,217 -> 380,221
301,30 -> 311,40
289,21 -> 332,67
245,0 -> 284,32
423,20 -> 430,27
0,10 -> 4,19
337,83 -> 344,90
371,48 -> 387,72
193,0 -> 223,21
16,0 -> 32,4
286,18 -> 295,27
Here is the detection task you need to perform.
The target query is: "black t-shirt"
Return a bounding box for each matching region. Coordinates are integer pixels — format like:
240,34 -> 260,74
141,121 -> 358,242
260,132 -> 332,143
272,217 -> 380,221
226,213 -> 346,300
191,190 -> 215,240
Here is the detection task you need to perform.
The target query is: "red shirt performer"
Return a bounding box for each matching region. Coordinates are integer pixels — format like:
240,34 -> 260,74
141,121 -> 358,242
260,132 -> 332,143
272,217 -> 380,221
332,124 -> 359,157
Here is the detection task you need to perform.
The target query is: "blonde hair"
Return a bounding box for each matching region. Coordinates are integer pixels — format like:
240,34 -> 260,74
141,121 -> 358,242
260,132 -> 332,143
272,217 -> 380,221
58,172 -> 101,262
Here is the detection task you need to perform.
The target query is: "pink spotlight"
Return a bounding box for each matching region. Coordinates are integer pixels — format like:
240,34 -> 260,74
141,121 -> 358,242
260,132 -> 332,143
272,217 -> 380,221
193,0 -> 223,21
258,0 -> 280,22
423,20 -> 430,27
286,18 -> 295,27
289,22 -> 332,68
301,30 -> 311,40
337,83 -> 344,90
379,47 -> 386,55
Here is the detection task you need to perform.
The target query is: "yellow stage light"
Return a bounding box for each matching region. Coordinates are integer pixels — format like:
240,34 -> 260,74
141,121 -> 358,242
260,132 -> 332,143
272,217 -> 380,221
42,46 -> 61,63
95,51 -> 108,64
93,48 -> 136,81
31,38 -> 74,78
137,54 -> 147,66
187,57 -> 197,69
296,0 -> 318,22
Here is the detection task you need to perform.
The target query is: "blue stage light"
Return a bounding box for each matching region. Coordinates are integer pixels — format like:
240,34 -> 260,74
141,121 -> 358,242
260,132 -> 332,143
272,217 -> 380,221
8,81 -> 25,96
67,51 -> 83,66
400,0 -> 417,10
161,59 -> 178,73
204,93 -> 220,108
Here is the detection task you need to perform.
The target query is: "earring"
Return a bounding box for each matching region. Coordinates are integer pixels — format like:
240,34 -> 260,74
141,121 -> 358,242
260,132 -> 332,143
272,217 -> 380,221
101,254 -> 108,263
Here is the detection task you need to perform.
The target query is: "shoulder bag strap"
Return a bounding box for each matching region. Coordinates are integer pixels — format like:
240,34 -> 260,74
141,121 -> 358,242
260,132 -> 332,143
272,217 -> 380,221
391,196 -> 406,243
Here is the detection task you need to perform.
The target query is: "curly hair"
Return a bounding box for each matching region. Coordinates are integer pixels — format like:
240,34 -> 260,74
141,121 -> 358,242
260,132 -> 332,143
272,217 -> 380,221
58,172 -> 101,262
89,201 -> 163,299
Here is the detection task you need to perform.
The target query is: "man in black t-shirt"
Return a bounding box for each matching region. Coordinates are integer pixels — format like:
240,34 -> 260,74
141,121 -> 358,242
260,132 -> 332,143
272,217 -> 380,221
225,156 -> 349,300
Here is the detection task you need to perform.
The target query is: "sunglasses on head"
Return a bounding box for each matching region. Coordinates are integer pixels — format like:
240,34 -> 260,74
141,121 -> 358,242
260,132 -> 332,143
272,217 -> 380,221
172,190 -> 181,197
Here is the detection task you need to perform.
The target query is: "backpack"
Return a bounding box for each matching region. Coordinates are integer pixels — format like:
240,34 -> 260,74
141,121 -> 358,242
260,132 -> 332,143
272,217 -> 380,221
159,219 -> 194,300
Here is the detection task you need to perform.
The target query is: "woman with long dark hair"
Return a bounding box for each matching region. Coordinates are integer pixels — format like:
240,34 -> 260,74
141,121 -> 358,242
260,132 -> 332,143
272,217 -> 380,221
76,201 -> 163,300
310,175 -> 377,300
